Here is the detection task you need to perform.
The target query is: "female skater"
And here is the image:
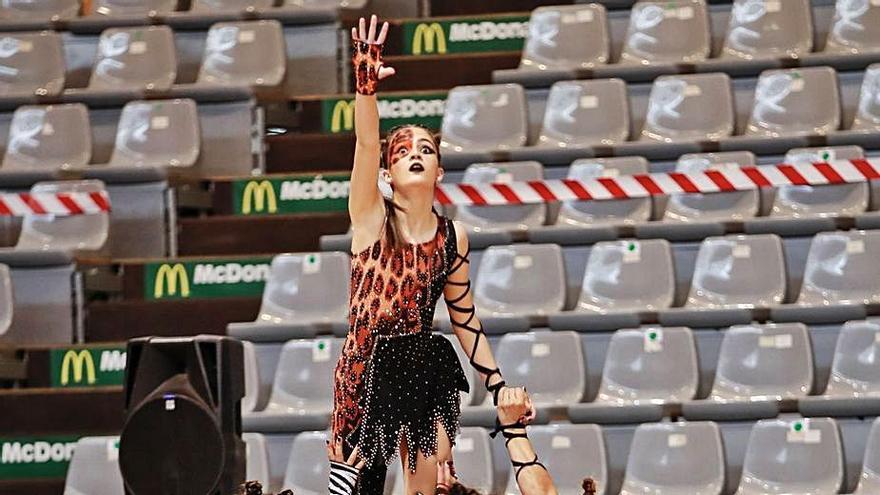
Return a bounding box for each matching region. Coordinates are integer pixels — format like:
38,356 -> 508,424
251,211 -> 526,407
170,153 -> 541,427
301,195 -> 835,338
331,14 -> 535,495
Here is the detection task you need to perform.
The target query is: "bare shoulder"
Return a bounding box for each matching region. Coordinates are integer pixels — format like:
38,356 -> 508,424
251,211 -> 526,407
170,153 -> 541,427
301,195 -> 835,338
451,220 -> 470,253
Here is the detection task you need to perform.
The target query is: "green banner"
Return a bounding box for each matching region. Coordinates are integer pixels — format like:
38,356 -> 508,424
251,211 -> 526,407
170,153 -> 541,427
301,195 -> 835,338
321,93 -> 447,134
144,257 -> 273,300
49,346 -> 127,388
233,174 -> 351,216
0,435 -> 81,479
402,15 -> 530,55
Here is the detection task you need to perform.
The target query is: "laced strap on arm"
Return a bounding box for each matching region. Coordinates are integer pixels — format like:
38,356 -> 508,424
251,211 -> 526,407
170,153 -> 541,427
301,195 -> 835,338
490,420 -> 548,482
444,242 -> 505,403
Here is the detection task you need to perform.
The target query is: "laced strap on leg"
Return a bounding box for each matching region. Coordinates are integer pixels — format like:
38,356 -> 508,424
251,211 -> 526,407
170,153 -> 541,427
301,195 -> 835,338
444,245 -> 504,401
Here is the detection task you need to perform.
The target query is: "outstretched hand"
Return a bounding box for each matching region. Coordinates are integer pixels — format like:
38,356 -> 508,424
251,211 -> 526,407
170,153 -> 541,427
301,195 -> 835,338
351,14 -> 396,85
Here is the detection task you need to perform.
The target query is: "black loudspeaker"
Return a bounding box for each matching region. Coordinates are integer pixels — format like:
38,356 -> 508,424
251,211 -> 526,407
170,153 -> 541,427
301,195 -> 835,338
119,335 -> 245,495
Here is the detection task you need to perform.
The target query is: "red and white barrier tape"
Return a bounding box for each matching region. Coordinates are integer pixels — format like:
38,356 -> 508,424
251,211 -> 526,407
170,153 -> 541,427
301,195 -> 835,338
0,191 -> 111,217
436,159 -> 880,206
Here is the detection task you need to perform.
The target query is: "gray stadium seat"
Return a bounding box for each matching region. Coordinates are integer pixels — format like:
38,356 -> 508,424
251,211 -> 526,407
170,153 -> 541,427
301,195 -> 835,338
3,104 -> 91,170
455,161 -> 546,232
89,26 -> 176,92
597,327 -> 698,405
771,146 -> 868,218
108,99 -> 200,168
63,436 -> 123,495
685,323 -> 813,421
570,327 -> 698,424
854,417 -> 880,494
538,79 -> 630,148
91,0 -> 174,16
640,73 -> 735,143
0,254 -> 76,344
853,64 -> 880,131
228,252 -> 349,342
283,430 -> 331,495
570,239 -> 674,317
722,0 -> 813,59
620,0 -> 711,64
285,0 -> 367,7
0,31 -> 65,97
0,0 -> 78,20
660,234 -> 784,328
242,340 -> 260,413
620,422 -> 724,495
687,234 -> 785,308
556,157 -> 651,227
736,418 -> 843,495
796,230 -> 880,306
745,67 -> 841,137
474,244 -> 566,321
800,319 -> 880,417
243,433 -> 270,485
243,338 -> 341,432
0,264 -> 10,335
441,84 -> 527,153
450,428 -> 494,494
520,4 -> 610,71
495,331 -> 585,407
663,151 -> 759,222
198,20 -> 287,87
192,0 -> 273,11
14,180 -> 109,252
824,319 -> 880,397
505,424 -> 607,495
825,0 -> 880,54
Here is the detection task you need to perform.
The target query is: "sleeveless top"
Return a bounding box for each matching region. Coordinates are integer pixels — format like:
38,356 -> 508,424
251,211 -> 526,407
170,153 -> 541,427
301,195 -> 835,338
331,213 -> 468,470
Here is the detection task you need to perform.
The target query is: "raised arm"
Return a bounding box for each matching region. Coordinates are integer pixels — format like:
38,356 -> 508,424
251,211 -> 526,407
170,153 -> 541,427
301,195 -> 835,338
349,15 -> 396,232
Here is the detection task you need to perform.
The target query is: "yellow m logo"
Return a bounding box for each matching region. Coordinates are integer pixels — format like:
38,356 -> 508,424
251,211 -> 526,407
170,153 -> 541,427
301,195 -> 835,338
60,350 -> 96,386
241,180 -> 278,215
154,264 -> 190,299
412,23 -> 447,55
330,100 -> 355,133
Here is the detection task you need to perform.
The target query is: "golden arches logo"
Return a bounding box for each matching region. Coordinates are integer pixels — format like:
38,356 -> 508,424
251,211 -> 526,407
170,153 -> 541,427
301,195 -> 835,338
330,100 -> 356,133
241,180 -> 278,215
60,350 -> 96,386
412,23 -> 447,55
154,264 -> 190,299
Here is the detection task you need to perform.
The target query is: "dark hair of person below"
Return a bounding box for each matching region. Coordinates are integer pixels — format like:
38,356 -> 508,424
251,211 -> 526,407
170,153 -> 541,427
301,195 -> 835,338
379,123 -> 442,249
237,480 -> 293,495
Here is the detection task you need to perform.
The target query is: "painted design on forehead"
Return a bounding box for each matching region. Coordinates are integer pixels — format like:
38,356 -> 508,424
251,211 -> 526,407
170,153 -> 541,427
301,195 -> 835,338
386,128 -> 415,167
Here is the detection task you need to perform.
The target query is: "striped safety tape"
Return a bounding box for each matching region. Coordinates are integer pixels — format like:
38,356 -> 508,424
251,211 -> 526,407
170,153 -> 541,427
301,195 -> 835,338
435,159 -> 880,206
0,191 -> 111,217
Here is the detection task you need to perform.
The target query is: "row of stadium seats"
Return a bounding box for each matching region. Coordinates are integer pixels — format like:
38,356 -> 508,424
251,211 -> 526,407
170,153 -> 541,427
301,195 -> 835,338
232,229 -> 880,342
1,22 -> 287,97
447,149 -> 879,242
498,0 -> 880,86
0,13 -> 339,99
0,89 -> 257,176
239,320 -> 880,432
63,416 -> 880,494
0,99 -> 199,170
282,417 -> 880,495
440,65 -> 880,169
0,0 -> 341,21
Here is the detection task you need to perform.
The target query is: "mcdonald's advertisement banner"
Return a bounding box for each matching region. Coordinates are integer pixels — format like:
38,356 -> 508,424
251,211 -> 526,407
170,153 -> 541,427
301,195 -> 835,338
402,15 -> 530,55
321,93 -> 447,134
233,174 -> 351,216
0,435 -> 83,479
144,257 -> 273,300
49,346 -> 127,388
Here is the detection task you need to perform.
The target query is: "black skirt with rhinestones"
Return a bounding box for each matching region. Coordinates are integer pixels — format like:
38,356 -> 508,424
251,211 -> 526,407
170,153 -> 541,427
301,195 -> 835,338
347,331 -> 469,472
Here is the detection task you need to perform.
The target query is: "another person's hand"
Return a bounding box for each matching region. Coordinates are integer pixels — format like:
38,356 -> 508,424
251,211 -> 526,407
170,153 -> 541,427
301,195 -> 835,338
327,438 -> 366,469
351,15 -> 395,94
497,387 -> 537,425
